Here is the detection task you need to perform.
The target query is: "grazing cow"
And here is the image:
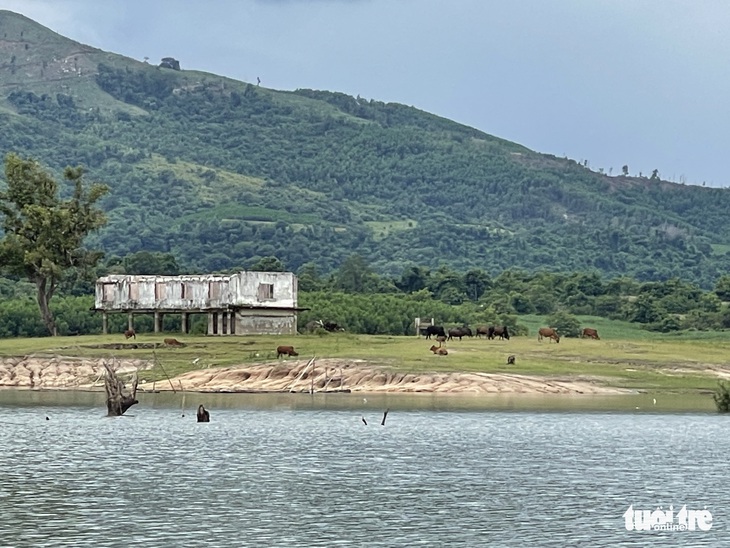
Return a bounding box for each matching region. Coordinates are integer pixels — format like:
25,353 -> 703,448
424,325 -> 446,339
475,326 -> 490,338
488,326 -> 511,340
447,327 -> 473,341
164,338 -> 184,347
537,327 -> 560,343
322,320 -> 344,332
429,345 -> 448,356
197,405 -> 210,423
124,329 -> 136,340
277,345 -> 299,358
581,328 -> 600,340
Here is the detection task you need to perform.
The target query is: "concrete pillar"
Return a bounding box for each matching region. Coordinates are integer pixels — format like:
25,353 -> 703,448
154,312 -> 163,333
217,312 -> 224,336
127,313 -> 134,331
102,312 -> 108,335
181,312 -> 188,334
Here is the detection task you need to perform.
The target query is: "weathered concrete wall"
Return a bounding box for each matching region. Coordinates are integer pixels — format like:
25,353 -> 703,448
229,271 -> 297,309
234,309 -> 297,335
95,271 -> 296,311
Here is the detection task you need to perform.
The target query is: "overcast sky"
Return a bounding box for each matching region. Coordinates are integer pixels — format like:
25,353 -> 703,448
2,0 -> 729,187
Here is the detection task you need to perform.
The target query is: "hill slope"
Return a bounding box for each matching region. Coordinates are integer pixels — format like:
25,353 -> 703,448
1,10 -> 730,285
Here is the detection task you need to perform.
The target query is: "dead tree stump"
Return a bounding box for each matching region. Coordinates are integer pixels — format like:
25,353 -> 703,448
197,405 -> 210,422
103,361 -> 139,416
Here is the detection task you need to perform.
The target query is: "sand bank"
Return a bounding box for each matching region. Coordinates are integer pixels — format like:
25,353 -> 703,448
0,355 -> 633,394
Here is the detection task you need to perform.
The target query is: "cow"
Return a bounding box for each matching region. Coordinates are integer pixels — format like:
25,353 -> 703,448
164,338 -> 185,347
423,325 -> 446,339
475,326 -> 490,338
322,320 -> 344,332
447,326 -> 472,341
124,329 -> 136,340
277,345 -> 299,358
197,405 -> 210,423
581,328 -> 600,340
507,355 -> 516,365
538,327 -> 560,343
306,320 -> 344,333
429,345 -> 448,356
488,326 -> 511,340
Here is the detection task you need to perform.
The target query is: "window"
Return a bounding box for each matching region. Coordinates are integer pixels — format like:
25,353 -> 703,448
155,283 -> 167,300
181,282 -> 194,299
258,283 -> 274,300
128,283 -> 139,301
102,283 -> 116,303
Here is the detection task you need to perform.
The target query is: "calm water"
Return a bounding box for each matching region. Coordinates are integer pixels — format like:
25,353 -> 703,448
0,391 -> 726,547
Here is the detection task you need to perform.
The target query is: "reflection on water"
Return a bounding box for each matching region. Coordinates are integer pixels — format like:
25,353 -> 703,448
0,391 -> 725,547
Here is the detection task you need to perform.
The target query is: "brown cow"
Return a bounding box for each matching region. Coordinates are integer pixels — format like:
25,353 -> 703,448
429,345 -> 448,355
277,345 -> 299,358
581,328 -> 600,340
124,329 -> 136,339
164,338 -> 184,347
538,327 -> 560,343
475,326 -> 490,338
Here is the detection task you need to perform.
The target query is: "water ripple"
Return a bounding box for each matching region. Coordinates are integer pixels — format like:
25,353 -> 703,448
0,400 -> 726,547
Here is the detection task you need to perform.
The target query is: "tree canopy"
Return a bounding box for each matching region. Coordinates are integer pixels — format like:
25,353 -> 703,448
0,154 -> 108,335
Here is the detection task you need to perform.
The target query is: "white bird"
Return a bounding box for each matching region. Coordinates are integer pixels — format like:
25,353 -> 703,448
363,398 -> 368,403
192,357 -> 200,365
653,398 -> 657,405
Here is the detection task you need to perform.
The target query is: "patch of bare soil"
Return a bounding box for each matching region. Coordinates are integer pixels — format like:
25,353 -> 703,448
138,359 -> 633,395
0,355 -> 153,389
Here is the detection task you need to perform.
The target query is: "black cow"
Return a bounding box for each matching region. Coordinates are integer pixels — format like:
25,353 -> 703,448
423,325 -> 446,339
447,326 -> 473,341
475,326 -> 490,338
488,326 -> 510,340
321,320 -> 344,332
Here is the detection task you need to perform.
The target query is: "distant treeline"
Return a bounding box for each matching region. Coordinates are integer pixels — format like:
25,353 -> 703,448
2,253 -> 730,337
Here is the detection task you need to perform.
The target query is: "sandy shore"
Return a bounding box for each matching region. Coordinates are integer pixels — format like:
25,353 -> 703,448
0,355 -> 632,394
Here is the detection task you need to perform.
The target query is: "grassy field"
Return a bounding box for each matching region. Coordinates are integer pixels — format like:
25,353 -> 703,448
0,316 -> 729,393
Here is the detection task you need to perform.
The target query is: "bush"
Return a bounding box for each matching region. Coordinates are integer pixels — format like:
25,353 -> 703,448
713,381 -> 730,412
545,310 -> 582,338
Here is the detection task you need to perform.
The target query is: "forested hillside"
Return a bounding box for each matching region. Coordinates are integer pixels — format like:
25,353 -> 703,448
2,10 -> 730,286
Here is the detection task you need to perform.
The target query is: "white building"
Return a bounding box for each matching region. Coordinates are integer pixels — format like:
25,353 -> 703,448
94,271 -> 300,335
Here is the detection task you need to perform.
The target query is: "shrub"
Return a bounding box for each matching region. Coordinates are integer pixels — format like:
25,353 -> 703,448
545,310 -> 582,338
713,381 -> 730,412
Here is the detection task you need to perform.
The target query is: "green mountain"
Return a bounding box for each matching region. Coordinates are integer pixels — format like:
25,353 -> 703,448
2,10 -> 730,286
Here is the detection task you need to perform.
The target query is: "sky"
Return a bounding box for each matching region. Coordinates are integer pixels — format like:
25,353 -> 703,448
2,0 -> 729,187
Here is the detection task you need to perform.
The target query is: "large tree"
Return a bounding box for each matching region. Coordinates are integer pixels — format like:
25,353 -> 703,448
0,154 -> 108,335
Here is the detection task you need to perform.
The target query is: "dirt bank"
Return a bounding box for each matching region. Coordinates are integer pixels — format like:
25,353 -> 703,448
139,358 -> 632,395
0,356 -> 152,389
0,355 -> 633,394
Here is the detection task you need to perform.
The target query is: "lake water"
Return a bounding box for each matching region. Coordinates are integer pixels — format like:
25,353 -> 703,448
0,391 -> 726,547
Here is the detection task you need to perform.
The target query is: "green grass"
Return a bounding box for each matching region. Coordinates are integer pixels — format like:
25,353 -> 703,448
1,327 -> 729,393
365,220 -> 418,241
711,243 -> 730,255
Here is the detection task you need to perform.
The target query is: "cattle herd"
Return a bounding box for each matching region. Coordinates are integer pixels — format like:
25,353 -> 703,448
421,324 -> 601,356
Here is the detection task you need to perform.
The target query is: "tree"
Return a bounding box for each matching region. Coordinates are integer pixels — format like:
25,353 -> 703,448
546,310 -> 582,338
250,255 -> 285,272
0,154 -> 108,335
714,275 -> 730,302
334,254 -> 376,293
122,251 -> 179,275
